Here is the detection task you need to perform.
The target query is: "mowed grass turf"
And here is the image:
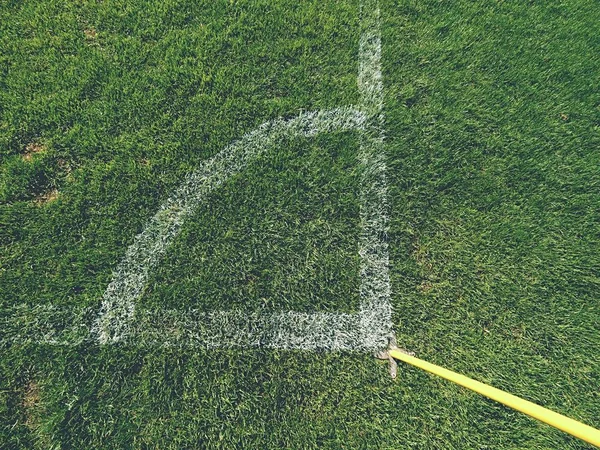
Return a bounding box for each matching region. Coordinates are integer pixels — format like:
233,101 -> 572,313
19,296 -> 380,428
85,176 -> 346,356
142,132 -> 362,314
1,0 -> 599,448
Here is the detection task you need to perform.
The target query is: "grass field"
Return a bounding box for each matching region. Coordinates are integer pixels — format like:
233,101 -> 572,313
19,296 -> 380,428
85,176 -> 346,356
1,0 -> 600,448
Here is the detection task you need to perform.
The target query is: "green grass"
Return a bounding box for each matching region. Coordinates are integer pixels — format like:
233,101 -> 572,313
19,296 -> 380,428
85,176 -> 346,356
2,0 -> 600,448
142,132 -> 361,313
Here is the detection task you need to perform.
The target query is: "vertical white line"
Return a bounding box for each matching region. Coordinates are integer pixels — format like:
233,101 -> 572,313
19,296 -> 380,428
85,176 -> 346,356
358,0 -> 384,116
358,0 -> 393,349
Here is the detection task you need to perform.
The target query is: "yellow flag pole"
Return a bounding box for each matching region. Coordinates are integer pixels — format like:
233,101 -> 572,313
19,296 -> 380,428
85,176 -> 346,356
388,349 -> 600,448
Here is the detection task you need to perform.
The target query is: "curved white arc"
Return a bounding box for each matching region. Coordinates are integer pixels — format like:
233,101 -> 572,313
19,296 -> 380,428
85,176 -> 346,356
93,106 -> 367,344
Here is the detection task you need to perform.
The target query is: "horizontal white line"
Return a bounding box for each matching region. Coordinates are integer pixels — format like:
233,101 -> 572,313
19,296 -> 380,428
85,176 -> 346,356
2,304 -> 374,350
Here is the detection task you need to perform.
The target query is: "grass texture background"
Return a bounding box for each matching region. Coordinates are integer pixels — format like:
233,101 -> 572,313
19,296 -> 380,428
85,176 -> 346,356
1,0 -> 599,448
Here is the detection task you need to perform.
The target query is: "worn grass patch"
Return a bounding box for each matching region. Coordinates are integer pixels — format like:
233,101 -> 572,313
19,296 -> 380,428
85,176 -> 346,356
22,380 -> 41,430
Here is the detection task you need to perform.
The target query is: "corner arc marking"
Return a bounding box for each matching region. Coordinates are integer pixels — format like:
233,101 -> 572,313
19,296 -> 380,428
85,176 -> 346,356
92,107 -> 368,344
3,0 -> 392,351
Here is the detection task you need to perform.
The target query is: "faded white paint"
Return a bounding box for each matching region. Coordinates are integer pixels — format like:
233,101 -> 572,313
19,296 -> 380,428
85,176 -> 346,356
4,0 -> 392,350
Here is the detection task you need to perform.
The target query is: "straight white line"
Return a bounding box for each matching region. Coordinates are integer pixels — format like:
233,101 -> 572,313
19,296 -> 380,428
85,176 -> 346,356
4,0 -> 392,351
358,0 -> 384,117
2,305 -> 364,349
1,304 -> 95,346
135,309 -> 364,350
2,304 -> 369,350
357,0 -> 393,349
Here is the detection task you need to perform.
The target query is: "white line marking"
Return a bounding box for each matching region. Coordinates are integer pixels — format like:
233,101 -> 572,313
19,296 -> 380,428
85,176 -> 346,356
92,107 -> 368,344
1,304 -> 95,346
3,305 -> 363,349
358,0 -> 384,116
4,0 -> 392,351
357,0 -> 392,349
136,309 -> 364,350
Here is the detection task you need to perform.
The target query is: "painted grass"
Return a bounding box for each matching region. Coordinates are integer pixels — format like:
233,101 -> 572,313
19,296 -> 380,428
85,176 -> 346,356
1,0 -> 599,448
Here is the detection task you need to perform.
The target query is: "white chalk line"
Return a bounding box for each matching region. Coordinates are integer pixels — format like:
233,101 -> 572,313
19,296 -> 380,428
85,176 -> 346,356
3,0 -> 392,351
92,106 -> 368,346
357,0 -> 392,350
2,304 -> 362,350
1,304 -> 96,346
